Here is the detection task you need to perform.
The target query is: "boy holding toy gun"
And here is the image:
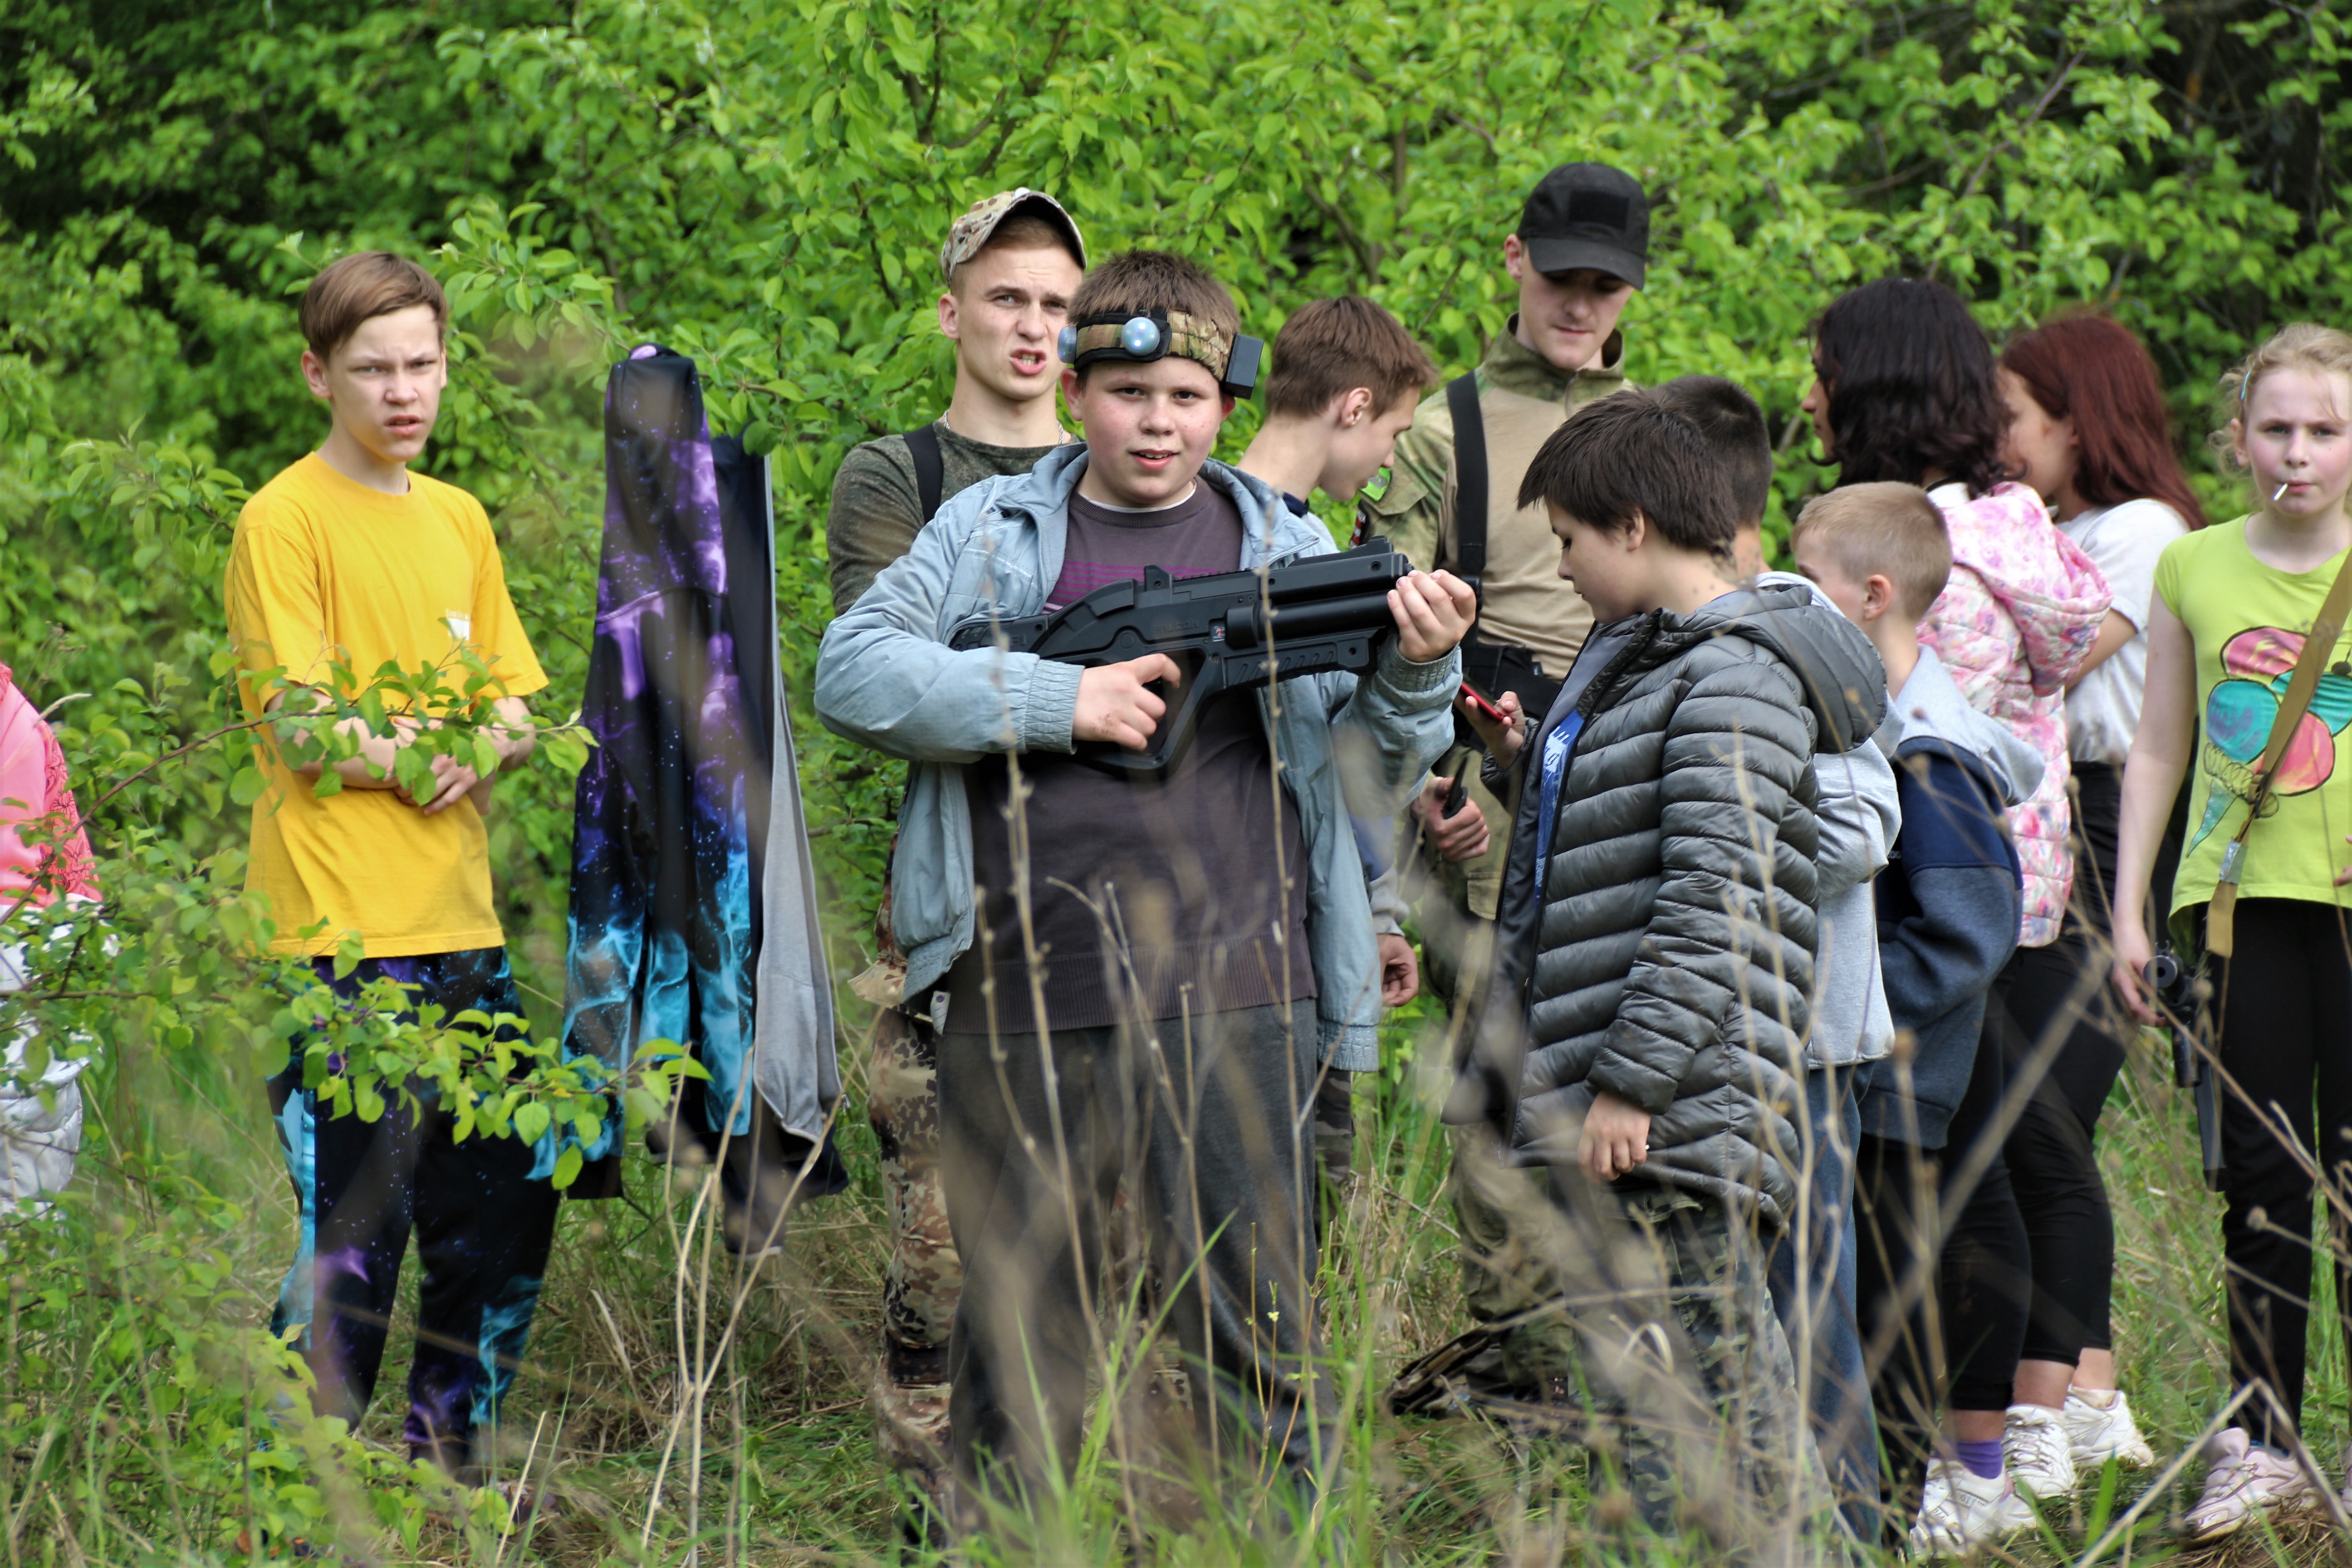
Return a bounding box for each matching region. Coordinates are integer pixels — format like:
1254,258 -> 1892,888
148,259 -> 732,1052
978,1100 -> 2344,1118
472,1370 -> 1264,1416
815,250 -> 1471,1513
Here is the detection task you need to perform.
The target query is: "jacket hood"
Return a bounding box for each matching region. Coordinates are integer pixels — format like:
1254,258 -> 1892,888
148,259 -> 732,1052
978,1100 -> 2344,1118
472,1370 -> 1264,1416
1936,483 -> 2111,696
1885,646 -> 2044,807
1655,581 -> 1889,755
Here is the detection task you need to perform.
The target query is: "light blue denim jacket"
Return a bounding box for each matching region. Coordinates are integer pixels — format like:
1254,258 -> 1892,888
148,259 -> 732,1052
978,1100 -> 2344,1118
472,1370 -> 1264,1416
813,445 -> 1459,1069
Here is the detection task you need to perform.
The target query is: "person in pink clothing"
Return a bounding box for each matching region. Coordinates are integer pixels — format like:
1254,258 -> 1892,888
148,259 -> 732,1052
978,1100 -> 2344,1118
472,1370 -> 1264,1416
1806,282 -> 2112,946
1919,492 -> 2111,945
0,662 -> 101,1212
1801,277 -> 2111,1552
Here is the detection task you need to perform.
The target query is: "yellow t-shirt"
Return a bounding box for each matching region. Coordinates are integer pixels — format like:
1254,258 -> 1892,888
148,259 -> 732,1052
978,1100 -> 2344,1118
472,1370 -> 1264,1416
2155,517 -> 2352,916
224,454 -> 547,956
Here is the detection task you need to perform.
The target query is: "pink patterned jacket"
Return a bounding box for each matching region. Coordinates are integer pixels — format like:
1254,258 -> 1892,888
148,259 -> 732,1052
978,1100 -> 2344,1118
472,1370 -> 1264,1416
0,664 -> 98,910
1918,484 -> 2111,949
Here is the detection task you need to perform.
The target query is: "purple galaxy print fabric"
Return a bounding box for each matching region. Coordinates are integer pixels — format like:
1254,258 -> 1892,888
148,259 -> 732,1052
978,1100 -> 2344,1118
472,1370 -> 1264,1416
564,347 -> 772,1157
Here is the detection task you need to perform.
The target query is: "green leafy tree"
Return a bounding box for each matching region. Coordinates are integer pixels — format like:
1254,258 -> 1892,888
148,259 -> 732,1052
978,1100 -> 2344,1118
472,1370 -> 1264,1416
0,0 -> 2343,1556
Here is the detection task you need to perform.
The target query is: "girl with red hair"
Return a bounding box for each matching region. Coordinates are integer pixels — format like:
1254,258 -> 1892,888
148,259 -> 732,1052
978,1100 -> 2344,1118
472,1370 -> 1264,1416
1992,311 -> 2202,1499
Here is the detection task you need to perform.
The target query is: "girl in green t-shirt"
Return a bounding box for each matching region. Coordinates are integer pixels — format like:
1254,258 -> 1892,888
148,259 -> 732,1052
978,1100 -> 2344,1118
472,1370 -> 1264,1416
2111,322 -> 2352,1544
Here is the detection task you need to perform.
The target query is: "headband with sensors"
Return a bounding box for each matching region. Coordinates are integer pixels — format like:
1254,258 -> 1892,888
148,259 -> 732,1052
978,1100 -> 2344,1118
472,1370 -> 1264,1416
1057,307 -> 1264,398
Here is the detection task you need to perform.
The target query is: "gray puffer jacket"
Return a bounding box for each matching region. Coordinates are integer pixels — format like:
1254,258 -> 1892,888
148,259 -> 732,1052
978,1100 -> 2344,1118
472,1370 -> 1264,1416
1446,583 -> 1886,1228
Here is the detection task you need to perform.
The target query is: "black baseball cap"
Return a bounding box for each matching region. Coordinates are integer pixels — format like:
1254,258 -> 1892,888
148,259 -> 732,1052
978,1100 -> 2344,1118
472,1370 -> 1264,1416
1517,163 -> 1650,288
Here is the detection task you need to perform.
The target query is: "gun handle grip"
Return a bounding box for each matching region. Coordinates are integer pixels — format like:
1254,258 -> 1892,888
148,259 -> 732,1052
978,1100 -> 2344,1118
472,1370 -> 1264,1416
1074,652 -> 1217,776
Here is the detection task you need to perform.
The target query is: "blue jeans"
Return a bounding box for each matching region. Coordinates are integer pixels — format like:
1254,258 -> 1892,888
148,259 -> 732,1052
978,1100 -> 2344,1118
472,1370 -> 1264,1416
1767,1063 -> 1877,1543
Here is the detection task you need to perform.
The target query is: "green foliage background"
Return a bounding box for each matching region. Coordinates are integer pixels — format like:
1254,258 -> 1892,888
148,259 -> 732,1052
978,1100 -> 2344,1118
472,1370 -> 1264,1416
0,0 -> 2347,1558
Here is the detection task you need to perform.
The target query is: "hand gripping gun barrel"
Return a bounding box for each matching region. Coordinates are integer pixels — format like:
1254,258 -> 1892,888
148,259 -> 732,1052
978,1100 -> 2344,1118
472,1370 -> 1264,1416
946,539 -> 1410,777
2146,946 -> 2224,1190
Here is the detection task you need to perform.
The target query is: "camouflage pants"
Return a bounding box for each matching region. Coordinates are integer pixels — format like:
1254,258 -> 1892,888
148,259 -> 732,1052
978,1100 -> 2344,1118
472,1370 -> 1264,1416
1402,743 -> 1507,1009
868,1004 -> 960,1498
1452,1136 -> 1828,1556
1448,1126 -> 1586,1392
860,969 -> 1177,1513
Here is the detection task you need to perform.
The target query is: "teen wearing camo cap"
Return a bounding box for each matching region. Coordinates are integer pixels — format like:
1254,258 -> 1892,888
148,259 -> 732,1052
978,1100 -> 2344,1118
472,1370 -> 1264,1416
936,187 -> 1083,286
829,188 -> 1087,612
822,186 -> 1084,1529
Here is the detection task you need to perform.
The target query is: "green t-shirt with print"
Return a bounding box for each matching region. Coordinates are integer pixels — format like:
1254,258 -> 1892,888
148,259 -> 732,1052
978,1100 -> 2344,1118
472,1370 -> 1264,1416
2156,517 -> 2352,916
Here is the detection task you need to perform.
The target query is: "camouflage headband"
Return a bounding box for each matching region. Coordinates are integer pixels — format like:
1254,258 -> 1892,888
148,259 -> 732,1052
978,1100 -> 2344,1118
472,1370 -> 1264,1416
1061,309 -> 1238,381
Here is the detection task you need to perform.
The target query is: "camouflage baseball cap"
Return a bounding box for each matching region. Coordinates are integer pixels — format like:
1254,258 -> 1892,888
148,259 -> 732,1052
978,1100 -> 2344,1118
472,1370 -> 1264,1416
938,189 -> 1086,284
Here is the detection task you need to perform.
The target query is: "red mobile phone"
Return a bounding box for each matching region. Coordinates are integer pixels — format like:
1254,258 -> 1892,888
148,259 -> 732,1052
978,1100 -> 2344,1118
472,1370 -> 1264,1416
1458,680 -> 1509,725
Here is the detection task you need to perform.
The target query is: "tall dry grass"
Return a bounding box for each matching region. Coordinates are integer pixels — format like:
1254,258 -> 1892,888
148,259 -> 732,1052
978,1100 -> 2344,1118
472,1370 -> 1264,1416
21,941 -> 2352,1567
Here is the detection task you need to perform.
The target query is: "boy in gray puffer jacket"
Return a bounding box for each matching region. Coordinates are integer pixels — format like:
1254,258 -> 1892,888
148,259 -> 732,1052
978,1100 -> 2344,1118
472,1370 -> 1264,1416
1446,388 -> 1885,1552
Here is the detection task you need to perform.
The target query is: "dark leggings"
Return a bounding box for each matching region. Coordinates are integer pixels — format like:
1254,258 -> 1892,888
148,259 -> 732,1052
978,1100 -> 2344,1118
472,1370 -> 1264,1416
1940,989 -> 2033,1418
2000,762 -> 2126,1364
1854,1007 -> 2031,1499
2211,897 -> 2352,1448
2001,761 -> 2186,1366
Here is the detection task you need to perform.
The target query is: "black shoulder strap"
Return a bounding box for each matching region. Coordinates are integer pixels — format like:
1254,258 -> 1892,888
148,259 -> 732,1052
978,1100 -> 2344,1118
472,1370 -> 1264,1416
903,423 -> 945,525
1446,372 -> 1486,592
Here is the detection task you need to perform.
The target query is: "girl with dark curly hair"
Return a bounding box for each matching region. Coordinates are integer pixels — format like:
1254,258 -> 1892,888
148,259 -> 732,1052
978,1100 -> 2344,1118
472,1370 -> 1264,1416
1802,277 -> 2112,1554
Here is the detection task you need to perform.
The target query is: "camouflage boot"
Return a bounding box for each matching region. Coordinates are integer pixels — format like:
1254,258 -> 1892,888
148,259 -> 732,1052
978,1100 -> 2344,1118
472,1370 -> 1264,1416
873,1370 -> 954,1536
866,1003 -> 964,1530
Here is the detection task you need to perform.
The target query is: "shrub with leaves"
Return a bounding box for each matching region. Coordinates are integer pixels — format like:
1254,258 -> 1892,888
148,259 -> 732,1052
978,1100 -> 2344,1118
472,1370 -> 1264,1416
0,0 -> 2344,1558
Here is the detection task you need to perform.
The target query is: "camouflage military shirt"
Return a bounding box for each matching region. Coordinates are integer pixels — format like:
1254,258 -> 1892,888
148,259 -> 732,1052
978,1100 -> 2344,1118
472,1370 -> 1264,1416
1363,318 -> 1629,678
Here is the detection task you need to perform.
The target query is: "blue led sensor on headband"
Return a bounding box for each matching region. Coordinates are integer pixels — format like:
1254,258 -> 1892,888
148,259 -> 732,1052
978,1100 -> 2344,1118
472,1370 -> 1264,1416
1120,316 -> 1161,355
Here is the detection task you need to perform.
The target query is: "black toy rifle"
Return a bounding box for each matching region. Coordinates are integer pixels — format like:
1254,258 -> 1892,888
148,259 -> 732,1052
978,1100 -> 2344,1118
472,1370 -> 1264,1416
2147,947 -> 2224,1190
946,539 -> 1409,776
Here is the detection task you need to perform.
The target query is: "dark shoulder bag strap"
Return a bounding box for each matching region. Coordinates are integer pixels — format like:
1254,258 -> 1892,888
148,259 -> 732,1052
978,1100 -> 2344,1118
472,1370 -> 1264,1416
903,423 -> 945,525
1446,371 -> 1487,597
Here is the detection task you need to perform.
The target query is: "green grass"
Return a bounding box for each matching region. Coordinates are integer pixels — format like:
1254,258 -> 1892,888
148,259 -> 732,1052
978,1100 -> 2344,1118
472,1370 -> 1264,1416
14,986 -> 2351,1566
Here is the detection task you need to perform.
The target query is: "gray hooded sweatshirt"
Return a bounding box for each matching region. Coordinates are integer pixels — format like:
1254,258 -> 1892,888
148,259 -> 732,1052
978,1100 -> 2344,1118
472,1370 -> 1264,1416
1758,573 -> 1902,1070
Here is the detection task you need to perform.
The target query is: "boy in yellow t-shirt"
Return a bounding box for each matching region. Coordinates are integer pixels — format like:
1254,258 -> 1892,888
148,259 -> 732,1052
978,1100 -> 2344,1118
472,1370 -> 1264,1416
225,251 -> 552,1480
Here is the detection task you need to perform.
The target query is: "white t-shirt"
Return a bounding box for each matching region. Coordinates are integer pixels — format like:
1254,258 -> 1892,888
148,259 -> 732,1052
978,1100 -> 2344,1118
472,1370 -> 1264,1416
2060,498 -> 2190,766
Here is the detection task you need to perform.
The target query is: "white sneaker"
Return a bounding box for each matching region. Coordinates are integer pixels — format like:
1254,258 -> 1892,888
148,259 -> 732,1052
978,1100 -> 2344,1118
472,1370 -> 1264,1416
2062,1388 -> 2156,1470
2184,1426 -> 2312,1544
2004,1403 -> 2078,1501
1907,1457 -> 2034,1557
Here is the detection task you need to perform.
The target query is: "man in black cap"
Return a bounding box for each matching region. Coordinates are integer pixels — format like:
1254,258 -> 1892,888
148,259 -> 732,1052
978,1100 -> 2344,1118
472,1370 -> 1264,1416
1362,160 -> 1647,1002
1363,160 -> 1649,1398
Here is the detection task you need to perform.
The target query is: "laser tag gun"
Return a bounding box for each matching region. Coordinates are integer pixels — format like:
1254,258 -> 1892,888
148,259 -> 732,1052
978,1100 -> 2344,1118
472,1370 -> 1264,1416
946,539 -> 1409,776
2147,946 -> 2224,1190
